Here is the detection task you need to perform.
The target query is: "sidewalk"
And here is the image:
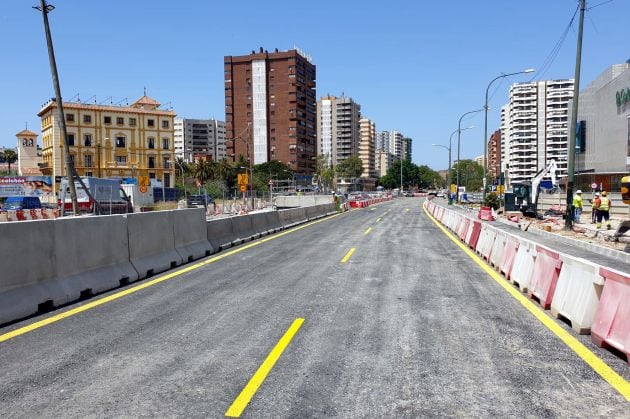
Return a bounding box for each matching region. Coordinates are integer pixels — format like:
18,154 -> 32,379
433,199 -> 630,274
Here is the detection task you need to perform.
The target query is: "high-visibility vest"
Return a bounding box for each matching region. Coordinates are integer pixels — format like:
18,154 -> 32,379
573,195 -> 583,208
599,197 -> 611,211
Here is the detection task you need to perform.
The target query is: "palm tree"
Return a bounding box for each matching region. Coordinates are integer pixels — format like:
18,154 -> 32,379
1,150 -> 17,174
192,158 -> 212,187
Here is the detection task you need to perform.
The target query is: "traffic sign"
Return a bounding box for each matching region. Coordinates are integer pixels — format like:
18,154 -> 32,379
591,182 -> 598,189
139,185 -> 147,193
450,183 -> 456,193
239,184 -> 247,192
138,176 -> 150,187
237,173 -> 249,186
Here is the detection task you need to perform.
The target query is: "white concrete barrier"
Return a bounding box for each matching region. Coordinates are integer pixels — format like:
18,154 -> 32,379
54,215 -> 139,301
550,255 -> 604,334
231,214 -> 258,244
174,208 -> 213,263
0,220 -> 57,323
206,217 -> 236,251
126,211 -> 183,279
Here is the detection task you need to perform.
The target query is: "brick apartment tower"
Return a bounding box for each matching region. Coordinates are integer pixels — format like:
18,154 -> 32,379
224,48 -> 317,174
488,129 -> 501,179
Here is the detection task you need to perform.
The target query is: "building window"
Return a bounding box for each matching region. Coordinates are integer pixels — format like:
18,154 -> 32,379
162,138 -> 169,149
163,173 -> 170,188
116,117 -> 124,125
149,172 -> 156,179
67,134 -> 75,146
115,155 -> 127,165
148,137 -> 155,149
162,120 -> 169,128
147,119 -> 155,127
69,154 -> 75,164
129,118 -> 137,126
163,157 -> 170,169
85,171 -> 93,177
84,154 -> 93,168
66,113 -> 74,122
148,156 -> 155,168
83,114 -> 92,124
104,116 -> 112,124
84,134 -> 92,147
116,136 -> 126,148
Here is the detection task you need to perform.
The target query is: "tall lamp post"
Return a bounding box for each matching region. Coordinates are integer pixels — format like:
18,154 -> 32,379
457,109 -> 484,202
483,69 -> 535,201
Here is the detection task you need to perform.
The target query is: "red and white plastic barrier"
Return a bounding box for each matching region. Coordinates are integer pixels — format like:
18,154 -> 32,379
527,246 -> 563,310
423,198 -> 630,367
591,268 -> 630,364
551,256 -> 603,334
1,209 -> 60,222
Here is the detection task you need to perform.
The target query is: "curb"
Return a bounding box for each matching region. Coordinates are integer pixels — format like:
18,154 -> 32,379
525,226 -> 630,265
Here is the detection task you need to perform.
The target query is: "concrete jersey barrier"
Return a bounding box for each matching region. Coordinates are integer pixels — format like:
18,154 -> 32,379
126,211 -> 183,279
231,215 -> 258,244
173,208 -> 214,263
207,217 -> 236,251
250,212 -> 273,237
0,220 -> 57,324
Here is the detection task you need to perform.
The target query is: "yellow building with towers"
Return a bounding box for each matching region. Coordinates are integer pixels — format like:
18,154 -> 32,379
38,95 -> 176,187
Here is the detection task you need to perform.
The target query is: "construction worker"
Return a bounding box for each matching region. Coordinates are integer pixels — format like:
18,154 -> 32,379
595,191 -> 612,230
573,190 -> 583,223
591,192 -> 599,224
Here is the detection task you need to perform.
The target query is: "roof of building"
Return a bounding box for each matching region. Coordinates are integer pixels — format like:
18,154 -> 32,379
38,98 -> 176,117
16,129 -> 38,137
132,95 -> 161,107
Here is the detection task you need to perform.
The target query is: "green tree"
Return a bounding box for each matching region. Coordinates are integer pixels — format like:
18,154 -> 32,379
335,155 -> 363,179
378,160 -> 443,190
1,150 -> 17,175
449,160 -> 489,192
315,154 -> 334,192
192,158 -> 213,187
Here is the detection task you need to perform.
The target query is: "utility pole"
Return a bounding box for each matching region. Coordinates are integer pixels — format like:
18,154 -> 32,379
400,157 -> 403,194
565,0 -> 586,230
35,0 -> 79,215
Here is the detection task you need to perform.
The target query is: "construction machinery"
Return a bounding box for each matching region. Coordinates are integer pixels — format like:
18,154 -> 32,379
511,160 -> 560,217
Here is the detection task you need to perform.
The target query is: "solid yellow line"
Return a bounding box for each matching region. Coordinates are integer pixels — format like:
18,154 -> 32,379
0,212 -> 345,344
422,204 -> 630,402
376,217 -> 382,222
225,318 -> 304,417
364,227 -> 372,235
341,247 -> 356,264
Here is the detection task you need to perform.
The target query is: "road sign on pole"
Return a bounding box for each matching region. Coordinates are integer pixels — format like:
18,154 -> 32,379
237,173 -> 249,186
239,184 -> 247,192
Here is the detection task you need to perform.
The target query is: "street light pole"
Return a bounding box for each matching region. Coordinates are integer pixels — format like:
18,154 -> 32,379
483,68 -> 535,201
457,109 -> 484,202
400,157 -> 403,195
565,0 -> 586,230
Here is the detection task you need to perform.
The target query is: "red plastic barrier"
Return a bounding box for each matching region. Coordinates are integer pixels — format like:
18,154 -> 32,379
478,206 -> 493,221
591,268 -> 630,364
458,218 -> 470,241
527,246 -> 563,309
499,236 -> 520,280
468,221 -> 482,249
15,210 -> 26,221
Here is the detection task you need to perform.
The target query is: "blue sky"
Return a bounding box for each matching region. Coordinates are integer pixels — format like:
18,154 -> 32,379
1,0 -> 628,170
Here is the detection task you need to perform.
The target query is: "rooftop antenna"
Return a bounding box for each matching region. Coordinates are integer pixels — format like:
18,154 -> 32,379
86,94 -> 96,104
144,86 -> 147,96
114,97 -> 128,106
25,122 -> 28,130
69,93 -> 79,102
98,96 -> 113,105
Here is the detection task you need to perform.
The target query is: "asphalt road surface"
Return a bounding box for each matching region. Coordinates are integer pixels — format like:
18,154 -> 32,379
1,199 -> 629,417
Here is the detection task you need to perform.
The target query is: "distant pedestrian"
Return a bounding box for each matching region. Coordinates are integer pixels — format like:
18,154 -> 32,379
594,191 -> 612,230
573,190 -> 583,223
591,192 -> 599,224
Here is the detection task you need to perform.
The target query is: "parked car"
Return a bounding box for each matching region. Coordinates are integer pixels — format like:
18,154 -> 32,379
186,195 -> 213,209
3,196 -> 42,210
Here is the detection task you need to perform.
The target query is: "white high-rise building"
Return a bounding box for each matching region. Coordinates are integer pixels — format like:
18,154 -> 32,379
174,118 -> 226,162
505,79 -> 574,185
500,104 -> 510,175
389,130 -> 403,159
316,95 -> 361,167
